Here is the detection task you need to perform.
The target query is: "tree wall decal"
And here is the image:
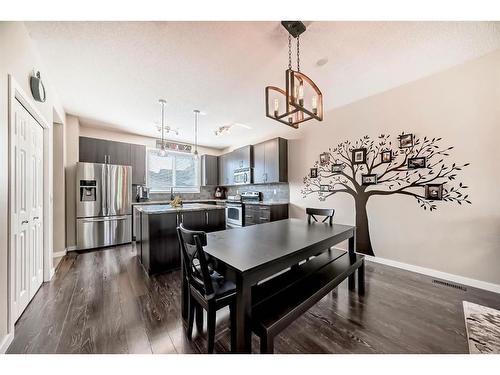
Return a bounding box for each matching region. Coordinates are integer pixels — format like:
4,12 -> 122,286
301,133 -> 471,256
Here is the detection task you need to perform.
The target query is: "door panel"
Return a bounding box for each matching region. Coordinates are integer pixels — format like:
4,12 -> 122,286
12,99 -> 44,321
265,139 -> 279,183
107,164 -> 132,216
253,142 -> 266,184
76,162 -> 106,218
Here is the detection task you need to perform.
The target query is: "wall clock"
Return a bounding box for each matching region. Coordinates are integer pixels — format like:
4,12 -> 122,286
30,71 -> 46,103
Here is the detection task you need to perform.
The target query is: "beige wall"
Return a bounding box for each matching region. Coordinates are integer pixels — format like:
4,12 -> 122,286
65,115 -> 80,249
53,122 -> 66,256
288,49 -> 500,285
0,22 -> 65,350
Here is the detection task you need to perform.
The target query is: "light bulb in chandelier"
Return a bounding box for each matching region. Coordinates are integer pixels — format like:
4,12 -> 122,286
158,144 -> 167,157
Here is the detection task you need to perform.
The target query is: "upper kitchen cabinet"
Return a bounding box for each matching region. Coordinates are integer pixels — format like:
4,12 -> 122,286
218,153 -> 231,185
201,154 -> 219,186
79,136 -> 107,164
232,145 -> 253,170
253,137 -> 288,184
79,137 -> 131,166
79,137 -> 146,185
131,144 -> 146,185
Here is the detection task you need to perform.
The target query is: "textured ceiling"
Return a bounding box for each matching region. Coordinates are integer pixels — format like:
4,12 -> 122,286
25,21 -> 500,149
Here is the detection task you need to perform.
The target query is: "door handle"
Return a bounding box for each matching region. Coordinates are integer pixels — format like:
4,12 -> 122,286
21,220 -> 29,224
205,211 -> 209,224
33,216 -> 39,220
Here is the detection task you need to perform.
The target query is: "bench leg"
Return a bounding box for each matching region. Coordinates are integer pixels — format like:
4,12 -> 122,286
358,261 -> 365,296
260,335 -> 274,354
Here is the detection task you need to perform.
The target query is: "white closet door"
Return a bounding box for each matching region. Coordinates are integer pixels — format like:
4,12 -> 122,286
12,99 -> 44,321
13,100 -> 31,318
30,117 -> 44,297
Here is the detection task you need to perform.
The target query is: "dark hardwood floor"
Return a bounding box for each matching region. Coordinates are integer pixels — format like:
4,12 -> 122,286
7,244 -> 500,354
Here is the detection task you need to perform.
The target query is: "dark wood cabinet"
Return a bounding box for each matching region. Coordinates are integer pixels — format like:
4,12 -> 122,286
243,203 -> 288,226
206,208 -> 226,232
201,155 -> 219,186
139,208 -> 226,275
232,145 -> 253,170
79,137 -> 107,164
253,142 -> 266,185
131,144 -> 146,185
79,136 -> 131,165
79,137 -> 146,185
218,153 -> 231,185
140,211 -> 179,274
107,140 -> 131,165
253,137 -> 288,184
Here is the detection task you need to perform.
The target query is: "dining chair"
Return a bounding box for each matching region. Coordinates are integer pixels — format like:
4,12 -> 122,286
306,207 -> 335,225
177,223 -> 236,353
305,208 -> 335,261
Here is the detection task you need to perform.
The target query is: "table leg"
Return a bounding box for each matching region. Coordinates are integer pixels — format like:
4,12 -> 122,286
348,231 -> 356,291
234,277 -> 252,353
358,260 -> 365,295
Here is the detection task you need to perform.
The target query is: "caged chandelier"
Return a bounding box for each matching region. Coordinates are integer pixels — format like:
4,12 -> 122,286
265,21 -> 323,129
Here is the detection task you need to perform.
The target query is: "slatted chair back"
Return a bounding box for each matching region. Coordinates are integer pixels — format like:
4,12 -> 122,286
306,207 -> 335,226
177,223 -> 214,297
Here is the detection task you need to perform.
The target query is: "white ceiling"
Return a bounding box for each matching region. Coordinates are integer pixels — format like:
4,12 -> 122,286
25,21 -> 500,150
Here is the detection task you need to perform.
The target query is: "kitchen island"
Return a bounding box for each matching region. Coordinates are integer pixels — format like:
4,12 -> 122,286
136,203 -> 226,274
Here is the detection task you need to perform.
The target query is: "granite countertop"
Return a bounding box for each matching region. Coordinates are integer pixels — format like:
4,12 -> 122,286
136,203 -> 225,214
243,201 -> 289,206
132,199 -> 226,205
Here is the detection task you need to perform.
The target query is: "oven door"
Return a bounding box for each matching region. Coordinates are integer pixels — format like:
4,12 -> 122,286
225,204 -> 243,227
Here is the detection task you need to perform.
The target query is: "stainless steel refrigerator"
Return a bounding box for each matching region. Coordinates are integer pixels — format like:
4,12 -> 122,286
76,162 -> 132,250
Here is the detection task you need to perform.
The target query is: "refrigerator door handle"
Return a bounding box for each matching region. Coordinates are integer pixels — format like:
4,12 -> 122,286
81,216 -> 129,223
106,164 -> 110,216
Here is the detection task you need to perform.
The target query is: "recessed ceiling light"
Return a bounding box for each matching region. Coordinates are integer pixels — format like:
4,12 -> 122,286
316,57 -> 329,67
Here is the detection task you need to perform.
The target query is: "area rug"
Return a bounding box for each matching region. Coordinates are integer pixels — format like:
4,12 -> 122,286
463,301 -> 500,354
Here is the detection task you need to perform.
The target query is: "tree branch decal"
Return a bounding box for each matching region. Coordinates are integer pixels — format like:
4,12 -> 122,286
301,133 -> 471,256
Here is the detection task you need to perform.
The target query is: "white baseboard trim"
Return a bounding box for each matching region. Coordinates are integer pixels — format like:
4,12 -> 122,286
361,253 -> 500,295
0,332 -> 14,354
52,249 -> 67,258
66,245 -> 77,252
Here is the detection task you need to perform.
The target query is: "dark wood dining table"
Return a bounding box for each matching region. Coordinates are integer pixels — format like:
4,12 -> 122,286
196,218 -> 357,353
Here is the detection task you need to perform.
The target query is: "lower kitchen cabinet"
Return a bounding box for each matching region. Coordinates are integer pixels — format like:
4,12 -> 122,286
243,203 -> 288,226
139,208 -> 226,274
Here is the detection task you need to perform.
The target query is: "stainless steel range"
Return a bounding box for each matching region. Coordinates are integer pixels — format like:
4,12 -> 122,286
225,194 -> 243,228
76,162 -> 132,250
225,191 -> 262,228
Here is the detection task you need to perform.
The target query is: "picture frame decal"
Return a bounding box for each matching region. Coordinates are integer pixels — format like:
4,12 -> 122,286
425,184 -> 443,200
381,150 -> 392,163
361,174 -> 378,185
399,133 -> 414,148
408,157 -> 426,169
352,148 -> 367,165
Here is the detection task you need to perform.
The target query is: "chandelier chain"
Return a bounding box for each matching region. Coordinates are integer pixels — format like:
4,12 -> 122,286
296,35 -> 300,72
288,34 -> 292,70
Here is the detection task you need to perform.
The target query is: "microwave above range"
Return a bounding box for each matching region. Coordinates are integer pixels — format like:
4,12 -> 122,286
233,168 -> 252,185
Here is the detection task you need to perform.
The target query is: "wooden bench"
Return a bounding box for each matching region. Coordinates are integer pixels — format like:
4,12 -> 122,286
251,249 -> 365,353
